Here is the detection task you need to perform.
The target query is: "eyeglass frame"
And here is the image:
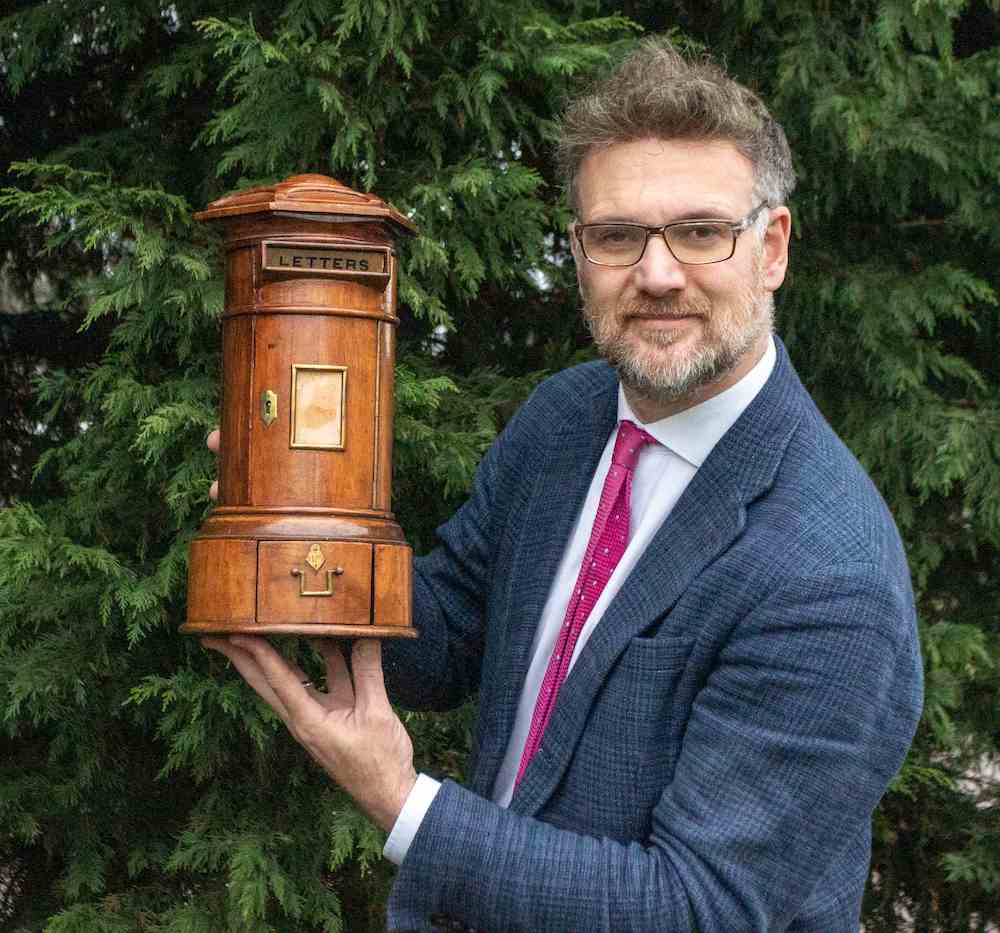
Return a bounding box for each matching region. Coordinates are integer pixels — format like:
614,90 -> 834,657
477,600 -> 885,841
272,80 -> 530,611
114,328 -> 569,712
573,202 -> 770,267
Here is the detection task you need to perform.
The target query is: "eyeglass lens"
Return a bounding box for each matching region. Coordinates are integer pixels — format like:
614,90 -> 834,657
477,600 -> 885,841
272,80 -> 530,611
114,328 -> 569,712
581,222 -> 735,265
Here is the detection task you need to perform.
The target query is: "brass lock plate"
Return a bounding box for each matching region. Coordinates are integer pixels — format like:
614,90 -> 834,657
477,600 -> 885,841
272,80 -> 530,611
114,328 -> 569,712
305,543 -> 325,571
261,389 -> 278,426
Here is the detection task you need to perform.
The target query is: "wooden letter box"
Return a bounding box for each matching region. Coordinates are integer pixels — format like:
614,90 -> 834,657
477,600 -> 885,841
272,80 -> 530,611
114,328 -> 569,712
181,174 -> 417,638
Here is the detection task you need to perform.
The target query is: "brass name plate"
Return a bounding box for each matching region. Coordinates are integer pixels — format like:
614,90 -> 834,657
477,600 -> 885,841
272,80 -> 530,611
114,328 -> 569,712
262,242 -> 388,278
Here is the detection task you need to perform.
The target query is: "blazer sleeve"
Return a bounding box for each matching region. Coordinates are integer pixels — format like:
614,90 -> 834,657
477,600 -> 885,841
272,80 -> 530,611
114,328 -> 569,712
381,393 -> 529,712
386,557 -> 924,932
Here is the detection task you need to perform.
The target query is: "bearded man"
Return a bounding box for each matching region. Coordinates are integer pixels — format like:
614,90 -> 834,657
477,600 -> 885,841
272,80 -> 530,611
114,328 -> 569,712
205,39 -> 923,933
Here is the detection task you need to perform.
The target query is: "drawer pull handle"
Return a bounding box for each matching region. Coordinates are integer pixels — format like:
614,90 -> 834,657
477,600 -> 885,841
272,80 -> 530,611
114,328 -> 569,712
290,566 -> 344,597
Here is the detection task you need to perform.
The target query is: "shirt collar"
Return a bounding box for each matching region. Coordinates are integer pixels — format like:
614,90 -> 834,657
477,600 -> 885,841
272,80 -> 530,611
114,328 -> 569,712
617,335 -> 777,467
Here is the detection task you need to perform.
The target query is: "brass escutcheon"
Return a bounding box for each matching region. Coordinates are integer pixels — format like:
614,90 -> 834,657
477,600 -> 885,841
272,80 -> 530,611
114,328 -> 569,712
305,543 -> 326,572
261,389 -> 278,427
290,566 -> 344,597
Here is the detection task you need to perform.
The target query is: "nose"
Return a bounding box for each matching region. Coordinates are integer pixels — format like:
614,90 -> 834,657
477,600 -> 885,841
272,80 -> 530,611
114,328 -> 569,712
633,234 -> 687,296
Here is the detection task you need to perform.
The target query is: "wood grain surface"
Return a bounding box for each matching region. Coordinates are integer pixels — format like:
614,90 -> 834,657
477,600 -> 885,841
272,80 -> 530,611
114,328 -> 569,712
187,176 -> 415,636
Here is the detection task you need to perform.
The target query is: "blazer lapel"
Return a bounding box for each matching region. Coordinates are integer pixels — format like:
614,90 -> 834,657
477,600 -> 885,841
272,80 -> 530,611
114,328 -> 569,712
510,340 -> 807,817
469,374 -> 619,796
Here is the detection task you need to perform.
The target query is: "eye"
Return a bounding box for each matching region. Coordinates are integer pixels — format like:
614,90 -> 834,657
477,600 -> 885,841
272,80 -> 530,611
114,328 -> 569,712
593,225 -> 638,245
675,223 -> 727,243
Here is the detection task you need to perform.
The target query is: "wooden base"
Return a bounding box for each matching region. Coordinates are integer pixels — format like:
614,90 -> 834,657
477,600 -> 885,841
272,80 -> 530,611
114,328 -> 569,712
184,527 -> 415,639
197,508 -> 408,543
179,622 -> 418,638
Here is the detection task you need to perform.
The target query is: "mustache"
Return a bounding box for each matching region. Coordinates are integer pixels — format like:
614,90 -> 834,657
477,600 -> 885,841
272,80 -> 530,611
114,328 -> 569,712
619,296 -> 711,319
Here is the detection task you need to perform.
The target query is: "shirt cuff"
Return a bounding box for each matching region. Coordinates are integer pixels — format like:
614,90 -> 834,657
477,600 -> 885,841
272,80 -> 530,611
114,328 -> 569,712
382,772 -> 442,865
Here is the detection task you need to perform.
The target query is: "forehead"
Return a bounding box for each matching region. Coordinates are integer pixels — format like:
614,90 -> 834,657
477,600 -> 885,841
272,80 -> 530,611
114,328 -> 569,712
575,138 -> 755,221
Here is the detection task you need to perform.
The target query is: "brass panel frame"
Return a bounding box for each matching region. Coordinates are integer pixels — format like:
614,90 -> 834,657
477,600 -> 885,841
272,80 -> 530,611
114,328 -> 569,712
290,364 -> 348,451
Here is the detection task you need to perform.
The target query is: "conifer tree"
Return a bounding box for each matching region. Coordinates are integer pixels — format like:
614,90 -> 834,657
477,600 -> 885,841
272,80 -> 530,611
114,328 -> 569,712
1,2 -> 998,930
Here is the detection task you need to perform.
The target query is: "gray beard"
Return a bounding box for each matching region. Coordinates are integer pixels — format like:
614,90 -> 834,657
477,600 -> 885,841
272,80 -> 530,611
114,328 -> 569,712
582,285 -> 774,406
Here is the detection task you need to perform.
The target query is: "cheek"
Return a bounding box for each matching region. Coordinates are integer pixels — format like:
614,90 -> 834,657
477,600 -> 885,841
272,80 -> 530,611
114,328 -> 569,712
694,270 -> 754,312
579,269 -> 618,309
691,267 -> 735,297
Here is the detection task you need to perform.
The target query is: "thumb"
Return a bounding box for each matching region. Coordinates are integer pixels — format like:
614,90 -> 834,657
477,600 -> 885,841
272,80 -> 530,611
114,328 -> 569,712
351,639 -> 389,714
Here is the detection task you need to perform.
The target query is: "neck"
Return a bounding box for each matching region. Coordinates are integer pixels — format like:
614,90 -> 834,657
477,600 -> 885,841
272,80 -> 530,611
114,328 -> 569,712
623,332 -> 770,424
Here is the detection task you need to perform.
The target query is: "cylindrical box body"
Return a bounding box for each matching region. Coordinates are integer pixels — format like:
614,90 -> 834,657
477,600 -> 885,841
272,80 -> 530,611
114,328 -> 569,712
181,175 -> 417,638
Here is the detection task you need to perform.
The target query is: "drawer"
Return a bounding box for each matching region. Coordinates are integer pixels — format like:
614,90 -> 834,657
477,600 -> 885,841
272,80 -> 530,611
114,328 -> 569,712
187,538 -> 257,625
373,543 -> 412,627
257,540 -> 373,626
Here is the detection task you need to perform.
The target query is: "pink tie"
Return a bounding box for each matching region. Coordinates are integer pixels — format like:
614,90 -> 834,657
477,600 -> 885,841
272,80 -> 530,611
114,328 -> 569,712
516,419 -> 656,786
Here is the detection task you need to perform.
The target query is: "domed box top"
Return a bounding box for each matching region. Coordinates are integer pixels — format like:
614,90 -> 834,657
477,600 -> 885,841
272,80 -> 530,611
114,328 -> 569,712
194,174 -> 417,239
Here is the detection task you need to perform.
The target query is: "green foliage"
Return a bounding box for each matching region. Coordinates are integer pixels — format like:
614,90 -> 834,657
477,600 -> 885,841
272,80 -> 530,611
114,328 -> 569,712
1,0 -> 999,930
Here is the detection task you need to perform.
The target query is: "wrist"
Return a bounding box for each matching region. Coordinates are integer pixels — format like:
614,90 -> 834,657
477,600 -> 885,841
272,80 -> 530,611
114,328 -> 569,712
371,766 -> 418,832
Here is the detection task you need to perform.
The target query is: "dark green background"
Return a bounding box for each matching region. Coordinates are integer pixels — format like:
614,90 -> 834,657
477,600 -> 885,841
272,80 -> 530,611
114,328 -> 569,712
1,1 -> 998,929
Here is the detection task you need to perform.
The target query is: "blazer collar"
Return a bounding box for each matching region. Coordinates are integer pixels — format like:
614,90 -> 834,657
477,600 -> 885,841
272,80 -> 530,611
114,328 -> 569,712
508,337 -> 807,815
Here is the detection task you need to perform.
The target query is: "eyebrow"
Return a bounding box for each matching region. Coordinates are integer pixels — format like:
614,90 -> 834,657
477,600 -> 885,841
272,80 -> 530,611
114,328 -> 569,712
583,208 -> 740,225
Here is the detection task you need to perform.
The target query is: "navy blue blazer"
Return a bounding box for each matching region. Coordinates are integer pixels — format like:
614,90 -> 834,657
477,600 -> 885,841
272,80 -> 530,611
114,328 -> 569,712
383,339 -> 923,932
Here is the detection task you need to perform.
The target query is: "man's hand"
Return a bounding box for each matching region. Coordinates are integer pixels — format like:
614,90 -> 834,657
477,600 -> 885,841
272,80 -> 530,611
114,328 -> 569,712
202,635 -> 417,832
201,431 -> 416,829
207,428 -> 220,500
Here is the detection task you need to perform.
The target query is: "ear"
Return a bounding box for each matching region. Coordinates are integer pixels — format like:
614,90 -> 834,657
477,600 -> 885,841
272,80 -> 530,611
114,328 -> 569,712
761,206 -> 792,292
568,220 -> 581,263
568,221 -> 588,293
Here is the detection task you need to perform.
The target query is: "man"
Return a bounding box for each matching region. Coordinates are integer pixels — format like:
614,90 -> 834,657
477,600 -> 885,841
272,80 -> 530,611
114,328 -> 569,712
205,39 -> 923,932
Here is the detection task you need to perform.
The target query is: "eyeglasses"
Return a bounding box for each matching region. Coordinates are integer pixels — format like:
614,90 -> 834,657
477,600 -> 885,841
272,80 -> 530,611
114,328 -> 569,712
574,202 -> 769,267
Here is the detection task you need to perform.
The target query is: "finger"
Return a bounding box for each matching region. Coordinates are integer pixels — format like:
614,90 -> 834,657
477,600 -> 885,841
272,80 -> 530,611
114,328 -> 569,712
229,635 -> 318,723
207,428 -> 220,501
350,639 -> 391,715
202,636 -> 290,721
286,660 -> 326,698
311,639 -> 355,707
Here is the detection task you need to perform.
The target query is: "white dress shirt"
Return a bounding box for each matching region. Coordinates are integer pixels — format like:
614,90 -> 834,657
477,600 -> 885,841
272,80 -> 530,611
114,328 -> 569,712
384,337 -> 777,864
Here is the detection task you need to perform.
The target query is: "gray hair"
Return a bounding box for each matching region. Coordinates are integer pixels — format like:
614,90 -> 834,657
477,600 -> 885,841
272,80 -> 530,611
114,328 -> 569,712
558,38 -> 796,214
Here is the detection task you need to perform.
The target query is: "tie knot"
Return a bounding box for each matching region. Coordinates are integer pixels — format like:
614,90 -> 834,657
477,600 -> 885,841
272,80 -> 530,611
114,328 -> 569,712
612,419 -> 656,471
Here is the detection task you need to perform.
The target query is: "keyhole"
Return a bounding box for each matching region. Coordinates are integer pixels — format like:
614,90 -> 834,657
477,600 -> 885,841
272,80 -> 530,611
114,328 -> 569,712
261,390 -> 278,426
